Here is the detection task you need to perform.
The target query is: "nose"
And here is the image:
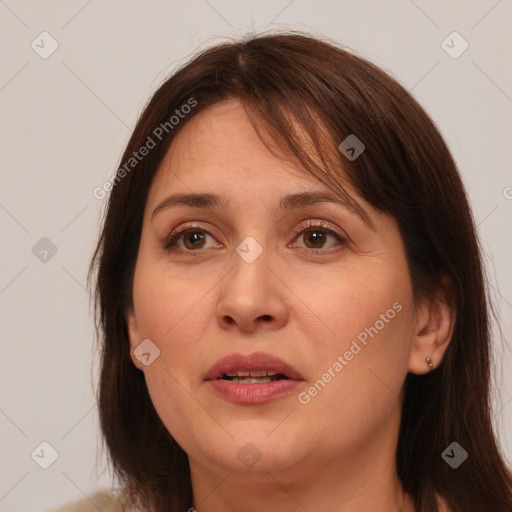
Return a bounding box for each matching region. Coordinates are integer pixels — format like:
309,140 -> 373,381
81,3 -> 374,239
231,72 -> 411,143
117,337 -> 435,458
215,246 -> 289,333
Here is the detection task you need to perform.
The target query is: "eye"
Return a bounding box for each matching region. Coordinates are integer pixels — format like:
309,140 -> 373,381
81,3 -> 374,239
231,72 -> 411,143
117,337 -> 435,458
290,220 -> 347,253
164,224 -> 221,253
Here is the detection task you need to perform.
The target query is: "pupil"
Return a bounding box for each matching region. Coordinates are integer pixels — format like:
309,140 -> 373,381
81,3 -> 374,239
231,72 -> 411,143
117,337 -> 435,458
185,231 -> 205,249
305,230 -> 325,248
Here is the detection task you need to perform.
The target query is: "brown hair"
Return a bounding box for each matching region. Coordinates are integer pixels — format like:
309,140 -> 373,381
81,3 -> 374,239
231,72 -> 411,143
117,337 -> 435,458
89,32 -> 512,512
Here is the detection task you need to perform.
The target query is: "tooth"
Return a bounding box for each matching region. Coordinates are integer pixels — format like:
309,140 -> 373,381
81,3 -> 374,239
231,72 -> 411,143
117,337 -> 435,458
221,370 -> 286,382
249,370 -> 268,377
231,377 -> 273,384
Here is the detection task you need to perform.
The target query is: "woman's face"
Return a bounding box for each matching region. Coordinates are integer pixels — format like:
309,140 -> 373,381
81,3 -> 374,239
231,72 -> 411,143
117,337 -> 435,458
127,98 -> 421,480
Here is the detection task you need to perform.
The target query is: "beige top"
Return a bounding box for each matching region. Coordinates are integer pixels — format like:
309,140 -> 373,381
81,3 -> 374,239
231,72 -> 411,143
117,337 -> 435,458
47,491 -> 118,512
48,489 -> 452,512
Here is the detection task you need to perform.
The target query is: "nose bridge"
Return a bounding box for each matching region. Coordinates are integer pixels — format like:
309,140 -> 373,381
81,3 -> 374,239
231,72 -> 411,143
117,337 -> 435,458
228,236 -> 272,302
216,236 -> 288,332
236,234 -> 267,265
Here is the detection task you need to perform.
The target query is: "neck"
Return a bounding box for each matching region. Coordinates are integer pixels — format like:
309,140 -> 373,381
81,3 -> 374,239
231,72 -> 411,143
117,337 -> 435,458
190,463 -> 413,512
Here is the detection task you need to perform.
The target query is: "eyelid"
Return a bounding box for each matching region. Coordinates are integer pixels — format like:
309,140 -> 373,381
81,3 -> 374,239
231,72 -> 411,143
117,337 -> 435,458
291,219 -> 346,239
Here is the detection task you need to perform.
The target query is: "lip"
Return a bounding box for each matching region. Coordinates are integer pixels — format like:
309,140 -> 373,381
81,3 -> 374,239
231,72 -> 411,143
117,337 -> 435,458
204,352 -> 304,404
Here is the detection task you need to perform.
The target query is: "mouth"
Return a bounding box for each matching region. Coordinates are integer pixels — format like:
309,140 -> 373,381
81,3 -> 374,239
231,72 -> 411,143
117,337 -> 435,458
219,370 -> 291,384
204,351 -> 303,382
204,352 -> 303,404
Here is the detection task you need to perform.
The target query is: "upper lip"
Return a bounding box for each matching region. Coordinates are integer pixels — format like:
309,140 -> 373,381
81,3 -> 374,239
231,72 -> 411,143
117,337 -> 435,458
204,352 -> 304,381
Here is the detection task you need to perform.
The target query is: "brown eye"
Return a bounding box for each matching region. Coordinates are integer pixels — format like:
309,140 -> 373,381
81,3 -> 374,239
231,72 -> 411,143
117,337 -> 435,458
292,220 -> 346,253
182,230 -> 207,250
302,229 -> 327,249
164,225 -> 220,253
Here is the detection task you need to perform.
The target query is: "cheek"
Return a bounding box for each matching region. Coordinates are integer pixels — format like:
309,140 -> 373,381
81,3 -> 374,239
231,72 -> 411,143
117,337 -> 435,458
131,253 -> 219,349
293,269 -> 414,422
296,263 -> 414,366
131,262 -> 220,447
295,273 -> 414,429
130,255 -> 224,402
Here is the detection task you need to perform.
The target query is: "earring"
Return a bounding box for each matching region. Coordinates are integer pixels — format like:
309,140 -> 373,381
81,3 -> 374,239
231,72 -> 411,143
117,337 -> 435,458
426,357 -> 434,371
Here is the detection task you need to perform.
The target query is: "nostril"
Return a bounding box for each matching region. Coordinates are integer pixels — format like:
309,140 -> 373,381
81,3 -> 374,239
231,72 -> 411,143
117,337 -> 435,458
260,315 -> 272,322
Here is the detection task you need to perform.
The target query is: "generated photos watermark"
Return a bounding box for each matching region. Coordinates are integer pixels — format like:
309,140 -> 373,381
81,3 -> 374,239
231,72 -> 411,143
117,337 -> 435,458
298,301 -> 403,405
93,97 -> 198,200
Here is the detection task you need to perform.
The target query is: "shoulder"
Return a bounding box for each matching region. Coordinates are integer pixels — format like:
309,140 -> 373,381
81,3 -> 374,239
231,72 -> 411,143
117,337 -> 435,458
436,494 -> 452,512
46,490 -> 119,512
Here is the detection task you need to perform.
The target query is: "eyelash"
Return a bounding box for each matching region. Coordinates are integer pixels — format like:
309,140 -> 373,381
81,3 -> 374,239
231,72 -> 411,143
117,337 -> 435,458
163,220 -> 347,256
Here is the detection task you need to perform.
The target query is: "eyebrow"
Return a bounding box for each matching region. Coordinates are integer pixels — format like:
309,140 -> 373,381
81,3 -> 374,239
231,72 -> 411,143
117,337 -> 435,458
151,191 -> 375,230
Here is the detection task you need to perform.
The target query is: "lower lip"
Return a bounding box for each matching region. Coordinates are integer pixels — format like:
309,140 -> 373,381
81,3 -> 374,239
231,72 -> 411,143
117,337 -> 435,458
207,378 -> 302,404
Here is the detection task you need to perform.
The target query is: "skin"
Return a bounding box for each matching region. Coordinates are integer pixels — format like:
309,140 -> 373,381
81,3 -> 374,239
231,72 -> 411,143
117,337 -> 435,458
127,99 -> 455,512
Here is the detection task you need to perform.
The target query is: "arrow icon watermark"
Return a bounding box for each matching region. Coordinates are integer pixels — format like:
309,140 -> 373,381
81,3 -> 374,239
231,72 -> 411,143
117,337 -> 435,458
235,236 -> 263,263
134,339 -> 161,366
338,134 -> 365,161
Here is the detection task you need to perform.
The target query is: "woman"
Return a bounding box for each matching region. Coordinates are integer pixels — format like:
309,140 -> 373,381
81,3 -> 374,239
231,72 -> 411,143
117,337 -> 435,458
88,32 -> 512,511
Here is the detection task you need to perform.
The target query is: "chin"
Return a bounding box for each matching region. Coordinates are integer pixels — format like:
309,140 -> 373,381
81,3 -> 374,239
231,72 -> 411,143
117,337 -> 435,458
206,431 -> 304,474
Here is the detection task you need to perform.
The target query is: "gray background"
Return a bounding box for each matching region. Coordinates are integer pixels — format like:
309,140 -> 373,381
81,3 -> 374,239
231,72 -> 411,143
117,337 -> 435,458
1,1 -> 511,511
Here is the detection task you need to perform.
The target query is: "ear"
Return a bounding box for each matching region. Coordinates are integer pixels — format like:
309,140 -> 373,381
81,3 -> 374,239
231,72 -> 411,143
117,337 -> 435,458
126,308 -> 142,369
408,276 -> 456,374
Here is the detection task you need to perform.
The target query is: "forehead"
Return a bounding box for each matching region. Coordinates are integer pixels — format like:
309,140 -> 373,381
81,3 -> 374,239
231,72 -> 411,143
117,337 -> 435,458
144,100 -> 377,231
156,99 -> 316,189
148,98 -> 358,205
